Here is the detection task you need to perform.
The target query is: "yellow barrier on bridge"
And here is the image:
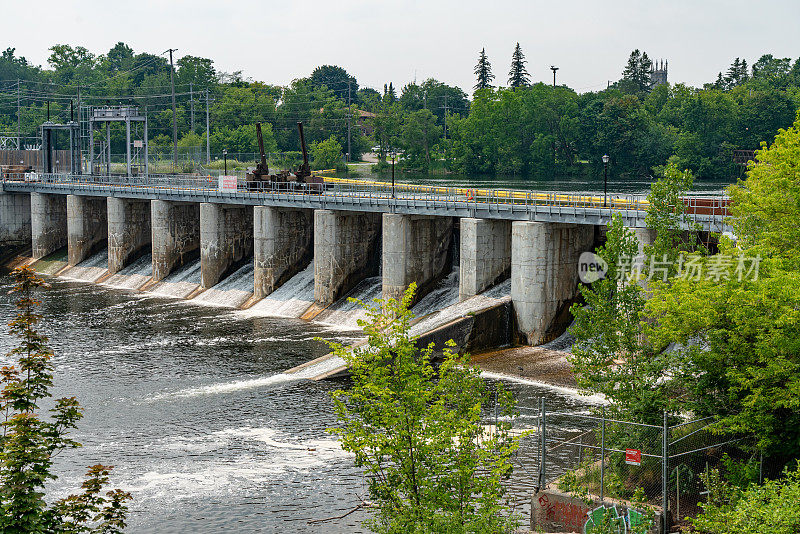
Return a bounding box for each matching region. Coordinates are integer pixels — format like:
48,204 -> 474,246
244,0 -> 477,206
321,175 -> 651,211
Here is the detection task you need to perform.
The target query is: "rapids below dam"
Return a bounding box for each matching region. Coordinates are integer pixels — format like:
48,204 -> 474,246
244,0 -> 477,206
0,263 -> 598,532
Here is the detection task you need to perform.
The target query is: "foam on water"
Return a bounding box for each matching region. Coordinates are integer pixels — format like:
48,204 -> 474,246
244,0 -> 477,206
288,355 -> 346,379
314,275 -> 382,329
480,370 -> 608,405
192,260 -> 254,308
245,262 -> 315,318
102,253 -> 153,290
60,249 -> 109,282
147,258 -> 202,299
149,373 -> 299,400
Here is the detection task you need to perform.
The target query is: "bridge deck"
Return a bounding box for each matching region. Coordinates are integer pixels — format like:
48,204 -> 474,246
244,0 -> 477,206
1,173 -> 730,231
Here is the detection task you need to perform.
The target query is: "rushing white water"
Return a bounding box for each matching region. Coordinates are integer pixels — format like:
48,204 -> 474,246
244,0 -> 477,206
410,270 -> 460,318
59,249 -> 109,282
314,276 -> 382,329
245,262 -> 315,318
150,372 -> 299,400
193,261 -> 254,308
102,253 -> 153,290
147,258 -> 202,299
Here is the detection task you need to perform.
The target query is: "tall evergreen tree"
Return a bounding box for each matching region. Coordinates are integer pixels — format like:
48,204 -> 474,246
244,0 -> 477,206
619,49 -> 654,95
507,43 -> 530,88
474,48 -> 495,91
383,82 -> 397,103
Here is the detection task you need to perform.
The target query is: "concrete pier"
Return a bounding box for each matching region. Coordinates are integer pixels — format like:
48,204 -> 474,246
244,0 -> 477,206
511,222 -> 594,345
459,218 -> 511,300
0,192 -> 31,246
200,203 -> 253,289
30,192 -> 67,259
66,195 -> 107,266
253,206 -> 313,299
151,200 -> 201,282
314,209 -> 381,306
107,198 -> 151,274
382,213 -> 453,303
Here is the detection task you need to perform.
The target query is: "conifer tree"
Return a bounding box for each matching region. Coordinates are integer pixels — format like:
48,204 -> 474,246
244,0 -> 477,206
619,49 -> 654,95
507,42 -> 530,88
473,48 -> 495,91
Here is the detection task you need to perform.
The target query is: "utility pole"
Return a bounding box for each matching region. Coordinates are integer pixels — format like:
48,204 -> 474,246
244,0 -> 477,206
189,82 -> 195,131
16,79 -> 20,149
205,88 -> 211,164
550,65 -> 559,87
347,82 -> 351,163
167,48 -> 178,172
443,94 -> 448,140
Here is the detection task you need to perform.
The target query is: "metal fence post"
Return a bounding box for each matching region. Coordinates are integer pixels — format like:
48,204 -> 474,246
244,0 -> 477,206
537,397 -> 546,491
600,405 -> 606,503
662,410 -> 669,534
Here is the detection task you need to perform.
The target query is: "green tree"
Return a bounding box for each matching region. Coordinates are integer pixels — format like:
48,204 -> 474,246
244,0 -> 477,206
310,65 -> 358,98
325,285 -> 519,534
648,113 -> 800,461
474,48 -> 495,91
507,43 -> 530,88
401,109 -> 442,171
0,267 -> 131,532
691,463 -> 800,533
310,135 -> 343,170
617,49 -> 654,96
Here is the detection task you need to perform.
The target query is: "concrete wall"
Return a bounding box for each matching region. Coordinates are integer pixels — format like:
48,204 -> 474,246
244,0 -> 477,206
0,192 -> 31,246
382,213 -> 453,304
314,209 -> 381,306
30,192 -> 67,259
511,222 -> 594,345
459,218 -> 511,300
200,203 -> 253,289
151,200 -> 200,282
107,197 -> 151,274
253,206 -> 313,300
66,195 -> 107,266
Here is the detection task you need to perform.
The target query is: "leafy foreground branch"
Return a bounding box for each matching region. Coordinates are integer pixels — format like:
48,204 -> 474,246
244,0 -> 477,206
324,284 -> 520,534
1,266 -> 131,533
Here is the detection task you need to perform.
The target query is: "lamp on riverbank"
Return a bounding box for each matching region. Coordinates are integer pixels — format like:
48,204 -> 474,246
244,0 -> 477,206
391,150 -> 396,199
223,149 -> 228,175
602,154 -> 609,208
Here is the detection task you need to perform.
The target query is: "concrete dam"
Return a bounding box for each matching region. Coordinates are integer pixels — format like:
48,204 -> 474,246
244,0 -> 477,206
0,173 -> 729,379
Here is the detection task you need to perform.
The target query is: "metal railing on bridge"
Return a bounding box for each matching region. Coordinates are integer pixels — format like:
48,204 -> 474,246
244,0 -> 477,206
0,171 -> 730,230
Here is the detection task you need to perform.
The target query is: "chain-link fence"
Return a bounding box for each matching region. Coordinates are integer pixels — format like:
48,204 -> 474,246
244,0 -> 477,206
497,396 -> 751,533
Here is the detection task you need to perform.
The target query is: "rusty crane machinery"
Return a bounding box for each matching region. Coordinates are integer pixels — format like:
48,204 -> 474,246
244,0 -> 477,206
246,121 -> 324,192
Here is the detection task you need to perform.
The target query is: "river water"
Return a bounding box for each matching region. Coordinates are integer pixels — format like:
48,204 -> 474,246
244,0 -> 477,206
0,273 -> 599,533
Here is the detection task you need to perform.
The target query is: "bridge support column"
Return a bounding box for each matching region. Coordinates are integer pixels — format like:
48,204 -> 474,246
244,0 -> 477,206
314,209 -> 381,306
66,195 -> 107,266
200,203 -> 253,289
382,213 -> 453,304
151,200 -> 200,282
632,227 -> 656,256
253,206 -> 313,300
107,198 -> 151,274
0,192 -> 31,247
30,192 -> 67,260
459,218 -> 511,301
511,221 -> 594,345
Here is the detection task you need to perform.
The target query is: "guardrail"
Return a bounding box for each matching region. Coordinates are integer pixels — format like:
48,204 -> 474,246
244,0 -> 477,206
1,172 -> 730,229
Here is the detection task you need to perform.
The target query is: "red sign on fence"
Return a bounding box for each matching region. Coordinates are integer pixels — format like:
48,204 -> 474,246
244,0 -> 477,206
625,449 -> 642,466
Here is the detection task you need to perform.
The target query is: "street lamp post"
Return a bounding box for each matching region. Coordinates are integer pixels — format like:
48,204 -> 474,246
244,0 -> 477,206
391,151 -> 396,199
223,149 -> 228,175
602,154 -> 610,208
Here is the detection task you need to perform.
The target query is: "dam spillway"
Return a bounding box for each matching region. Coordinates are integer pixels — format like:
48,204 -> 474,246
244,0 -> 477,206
0,175 -> 723,370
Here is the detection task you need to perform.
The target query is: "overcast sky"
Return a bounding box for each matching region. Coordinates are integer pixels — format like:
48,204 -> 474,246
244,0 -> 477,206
5,0 -> 800,94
